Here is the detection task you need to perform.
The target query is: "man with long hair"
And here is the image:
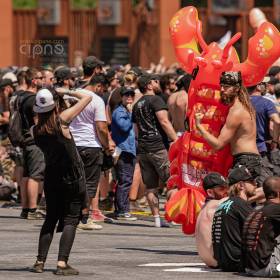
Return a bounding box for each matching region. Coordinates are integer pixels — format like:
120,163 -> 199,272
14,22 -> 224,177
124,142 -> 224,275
195,71 -> 261,182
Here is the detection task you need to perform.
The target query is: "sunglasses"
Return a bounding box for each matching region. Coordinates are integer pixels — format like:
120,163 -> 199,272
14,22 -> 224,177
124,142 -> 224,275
123,92 -> 135,97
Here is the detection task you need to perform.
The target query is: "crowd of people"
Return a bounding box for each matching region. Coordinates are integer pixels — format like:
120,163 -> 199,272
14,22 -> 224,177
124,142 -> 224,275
0,56 -> 190,275
1,56 -> 280,276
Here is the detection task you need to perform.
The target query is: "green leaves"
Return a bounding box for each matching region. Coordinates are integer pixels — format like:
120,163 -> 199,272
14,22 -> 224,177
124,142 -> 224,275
13,0 -> 37,9
71,0 -> 97,9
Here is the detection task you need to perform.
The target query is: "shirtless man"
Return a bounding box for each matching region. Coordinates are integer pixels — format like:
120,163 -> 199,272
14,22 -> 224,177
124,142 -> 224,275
195,172 -> 229,267
168,74 -> 192,134
195,71 -> 261,179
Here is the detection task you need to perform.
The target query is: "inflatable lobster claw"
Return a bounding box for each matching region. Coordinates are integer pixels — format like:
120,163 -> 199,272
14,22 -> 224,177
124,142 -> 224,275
166,6 -> 280,234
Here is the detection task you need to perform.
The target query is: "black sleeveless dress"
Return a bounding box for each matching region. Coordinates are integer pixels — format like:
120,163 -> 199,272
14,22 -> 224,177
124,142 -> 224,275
33,126 -> 86,231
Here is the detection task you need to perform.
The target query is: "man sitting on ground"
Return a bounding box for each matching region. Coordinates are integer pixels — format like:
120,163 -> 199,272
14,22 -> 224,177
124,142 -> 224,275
212,166 -> 257,272
242,176 -> 280,277
195,172 -> 229,267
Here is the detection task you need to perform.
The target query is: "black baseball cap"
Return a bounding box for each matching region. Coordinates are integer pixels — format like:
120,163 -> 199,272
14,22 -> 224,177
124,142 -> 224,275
138,74 -> 160,89
120,86 -> 135,96
105,68 -> 116,82
228,166 -> 255,186
128,66 -> 143,77
54,67 -> 73,81
89,74 -> 107,86
203,172 -> 227,190
267,76 -> 279,85
0,79 -> 13,89
83,56 -> 104,70
268,66 -> 280,77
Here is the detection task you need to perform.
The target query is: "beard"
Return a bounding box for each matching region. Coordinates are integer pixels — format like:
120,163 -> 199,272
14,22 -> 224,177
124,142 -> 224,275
154,87 -> 162,95
245,188 -> 256,198
213,192 -> 228,200
220,92 -> 237,105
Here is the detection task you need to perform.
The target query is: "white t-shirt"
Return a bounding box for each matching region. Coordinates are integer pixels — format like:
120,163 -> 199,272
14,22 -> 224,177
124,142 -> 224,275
70,89 -> 107,148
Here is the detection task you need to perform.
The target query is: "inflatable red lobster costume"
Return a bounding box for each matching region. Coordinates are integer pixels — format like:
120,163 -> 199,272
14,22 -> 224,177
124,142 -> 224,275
165,6 -> 280,234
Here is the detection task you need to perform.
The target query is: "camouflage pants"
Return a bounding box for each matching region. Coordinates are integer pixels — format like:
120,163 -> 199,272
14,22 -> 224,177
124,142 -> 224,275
0,138 -> 16,181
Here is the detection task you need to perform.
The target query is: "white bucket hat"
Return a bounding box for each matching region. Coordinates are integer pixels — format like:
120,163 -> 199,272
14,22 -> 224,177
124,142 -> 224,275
33,89 -> 56,113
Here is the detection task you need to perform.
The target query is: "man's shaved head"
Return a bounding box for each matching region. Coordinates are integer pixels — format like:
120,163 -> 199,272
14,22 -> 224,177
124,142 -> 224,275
263,177 -> 280,199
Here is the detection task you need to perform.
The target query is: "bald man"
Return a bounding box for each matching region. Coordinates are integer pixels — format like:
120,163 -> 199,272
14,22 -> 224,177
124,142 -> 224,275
195,172 -> 229,267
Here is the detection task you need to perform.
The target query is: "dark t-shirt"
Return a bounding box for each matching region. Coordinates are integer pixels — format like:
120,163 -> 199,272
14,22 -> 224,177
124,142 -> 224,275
250,95 -> 277,153
0,104 -> 8,140
109,88 -> 122,113
212,196 -> 253,272
20,91 -> 36,146
242,202 -> 280,271
132,95 -> 169,153
75,79 -> 88,89
21,91 -> 36,131
157,92 -> 169,104
102,91 -> 111,106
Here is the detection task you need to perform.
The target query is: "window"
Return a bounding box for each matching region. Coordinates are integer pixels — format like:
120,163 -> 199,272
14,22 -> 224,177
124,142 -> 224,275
181,0 -> 207,8
254,0 -> 273,7
101,38 -> 130,65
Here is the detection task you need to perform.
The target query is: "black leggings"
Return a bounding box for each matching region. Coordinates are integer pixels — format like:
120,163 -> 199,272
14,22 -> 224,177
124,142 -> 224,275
37,218 -> 77,263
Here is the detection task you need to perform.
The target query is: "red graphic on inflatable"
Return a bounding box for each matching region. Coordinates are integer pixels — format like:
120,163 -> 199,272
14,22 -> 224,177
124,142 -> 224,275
165,6 -> 280,234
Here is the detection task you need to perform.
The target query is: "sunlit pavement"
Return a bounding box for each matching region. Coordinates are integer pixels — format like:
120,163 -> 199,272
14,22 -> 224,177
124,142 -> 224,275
0,207 -> 264,280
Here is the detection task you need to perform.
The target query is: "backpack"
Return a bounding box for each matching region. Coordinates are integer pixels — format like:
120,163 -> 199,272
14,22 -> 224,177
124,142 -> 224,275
8,93 -> 31,147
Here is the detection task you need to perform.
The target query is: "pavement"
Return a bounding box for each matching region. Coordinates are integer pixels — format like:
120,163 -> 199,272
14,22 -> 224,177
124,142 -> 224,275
0,207 -> 265,280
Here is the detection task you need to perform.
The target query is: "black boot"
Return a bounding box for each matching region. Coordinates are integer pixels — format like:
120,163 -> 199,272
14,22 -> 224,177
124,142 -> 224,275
30,261 -> 44,273
54,264 -> 79,276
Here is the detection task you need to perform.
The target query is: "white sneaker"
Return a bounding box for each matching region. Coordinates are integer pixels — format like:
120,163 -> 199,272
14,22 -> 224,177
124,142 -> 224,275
116,213 -> 137,221
77,220 -> 103,230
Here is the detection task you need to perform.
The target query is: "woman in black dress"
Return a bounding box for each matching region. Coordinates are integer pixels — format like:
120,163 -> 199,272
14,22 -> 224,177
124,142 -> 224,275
30,88 -> 91,275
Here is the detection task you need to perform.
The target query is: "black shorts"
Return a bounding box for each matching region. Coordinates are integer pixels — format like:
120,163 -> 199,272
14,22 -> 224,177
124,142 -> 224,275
23,144 -> 45,181
232,153 -> 267,186
77,147 -> 103,198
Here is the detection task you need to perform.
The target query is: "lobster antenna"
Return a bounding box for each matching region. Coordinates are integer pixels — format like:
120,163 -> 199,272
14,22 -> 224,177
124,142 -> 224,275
196,20 -> 209,54
222,32 -> 242,61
